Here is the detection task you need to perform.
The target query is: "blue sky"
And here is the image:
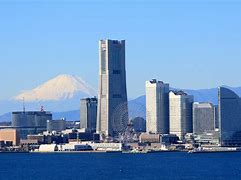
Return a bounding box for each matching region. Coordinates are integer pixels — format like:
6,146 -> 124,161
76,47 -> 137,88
0,0 -> 241,100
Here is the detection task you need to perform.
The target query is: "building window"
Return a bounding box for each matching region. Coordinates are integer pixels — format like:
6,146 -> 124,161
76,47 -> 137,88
113,40 -> 119,44
101,50 -> 106,74
112,94 -> 122,98
113,70 -> 121,74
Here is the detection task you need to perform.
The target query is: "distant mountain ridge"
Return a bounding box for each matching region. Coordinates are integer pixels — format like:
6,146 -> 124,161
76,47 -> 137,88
1,73 -> 241,122
1,86 -> 241,122
130,86 -> 241,108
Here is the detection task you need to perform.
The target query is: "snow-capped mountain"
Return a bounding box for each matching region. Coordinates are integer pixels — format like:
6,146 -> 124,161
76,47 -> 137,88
14,74 -> 97,102
0,74 -> 97,116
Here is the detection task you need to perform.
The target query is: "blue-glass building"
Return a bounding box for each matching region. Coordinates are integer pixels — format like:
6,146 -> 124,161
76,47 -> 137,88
219,87 -> 241,146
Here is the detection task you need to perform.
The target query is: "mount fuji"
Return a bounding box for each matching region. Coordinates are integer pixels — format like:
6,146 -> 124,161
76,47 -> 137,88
0,74 -> 97,121
13,74 -> 97,102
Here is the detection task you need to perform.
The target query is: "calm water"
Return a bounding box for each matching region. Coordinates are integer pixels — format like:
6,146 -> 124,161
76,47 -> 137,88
0,152 -> 241,180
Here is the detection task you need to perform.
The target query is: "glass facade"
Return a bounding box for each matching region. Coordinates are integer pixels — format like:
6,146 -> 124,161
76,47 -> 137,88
193,103 -> 215,134
219,87 -> 241,146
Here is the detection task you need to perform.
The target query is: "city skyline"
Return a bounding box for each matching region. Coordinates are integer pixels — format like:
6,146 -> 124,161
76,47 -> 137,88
1,0 -> 241,100
1,1 -> 241,179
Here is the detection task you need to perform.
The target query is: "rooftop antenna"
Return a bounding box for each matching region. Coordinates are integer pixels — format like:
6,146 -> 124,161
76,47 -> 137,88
22,97 -> 25,113
40,105 -> 44,112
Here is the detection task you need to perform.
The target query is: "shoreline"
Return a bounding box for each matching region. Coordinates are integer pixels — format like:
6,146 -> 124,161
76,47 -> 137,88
1,150 -> 241,154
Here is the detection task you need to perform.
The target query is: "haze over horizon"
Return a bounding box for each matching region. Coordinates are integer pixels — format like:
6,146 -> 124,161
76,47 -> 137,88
1,0 -> 241,100
4,73 -> 241,102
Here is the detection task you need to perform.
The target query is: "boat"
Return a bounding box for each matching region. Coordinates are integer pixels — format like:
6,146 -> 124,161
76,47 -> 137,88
188,147 -> 241,153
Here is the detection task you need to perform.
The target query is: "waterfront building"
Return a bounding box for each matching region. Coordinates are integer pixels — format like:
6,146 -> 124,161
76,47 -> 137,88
169,91 -> 194,140
47,119 -> 66,132
20,139 -> 39,147
12,111 -> 52,128
219,87 -> 241,146
88,142 -> 123,151
146,79 -> 169,134
27,134 -> 45,144
58,143 -> 92,152
38,144 -> 58,152
80,97 -> 98,132
193,102 -> 215,134
0,129 -> 20,146
194,130 -> 219,145
37,142 -> 122,152
97,39 -> 128,137
139,133 -> 160,143
130,117 -> 146,132
160,134 -> 179,144
11,111 -> 52,139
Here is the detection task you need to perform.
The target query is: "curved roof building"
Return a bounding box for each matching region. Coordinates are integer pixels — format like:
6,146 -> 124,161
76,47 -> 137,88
219,87 -> 241,146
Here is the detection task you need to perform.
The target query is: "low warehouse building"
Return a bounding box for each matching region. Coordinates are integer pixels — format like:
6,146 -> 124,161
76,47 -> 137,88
0,129 -> 20,146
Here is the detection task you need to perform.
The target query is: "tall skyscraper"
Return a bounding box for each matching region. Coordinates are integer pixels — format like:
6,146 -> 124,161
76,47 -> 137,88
219,87 -> 241,146
80,97 -> 98,132
193,102 -> 215,134
97,40 -> 128,137
146,79 -> 169,134
169,91 -> 193,140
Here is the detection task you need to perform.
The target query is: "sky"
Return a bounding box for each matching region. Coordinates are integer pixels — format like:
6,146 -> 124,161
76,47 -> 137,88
0,0 -> 241,100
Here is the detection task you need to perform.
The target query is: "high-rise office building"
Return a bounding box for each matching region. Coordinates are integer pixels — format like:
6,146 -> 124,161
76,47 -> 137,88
219,87 -> 241,146
146,79 -> 169,134
169,91 -> 194,140
97,40 -> 128,137
80,97 -> 98,132
193,102 -> 215,134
